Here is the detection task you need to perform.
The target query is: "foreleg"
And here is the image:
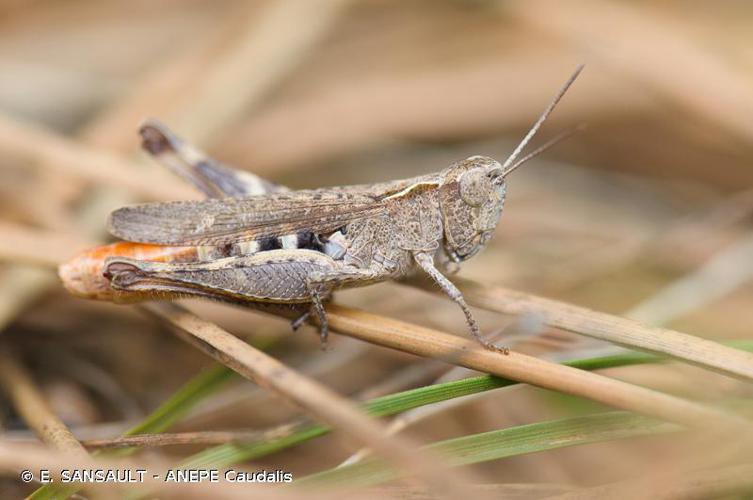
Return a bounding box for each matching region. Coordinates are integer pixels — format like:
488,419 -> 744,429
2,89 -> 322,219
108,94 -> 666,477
413,252 -> 508,354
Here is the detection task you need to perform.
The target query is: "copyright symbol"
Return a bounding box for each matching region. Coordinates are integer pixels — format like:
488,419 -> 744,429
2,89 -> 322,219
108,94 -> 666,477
20,470 -> 33,483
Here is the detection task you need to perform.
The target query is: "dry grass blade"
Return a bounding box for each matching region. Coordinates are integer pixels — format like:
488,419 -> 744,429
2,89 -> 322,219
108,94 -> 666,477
627,231 -> 753,325
81,430 -> 268,450
551,463 -> 753,500
508,0 -> 753,141
373,484 -> 574,499
0,112 -> 192,201
80,362 -> 446,451
0,267 -> 55,330
169,0 -> 355,145
0,349 -> 87,457
221,56 -> 649,174
323,304 -> 747,430
143,302 -> 485,500
84,0 -> 354,151
0,221 -> 94,269
410,275 -> 753,382
342,224 -> 753,466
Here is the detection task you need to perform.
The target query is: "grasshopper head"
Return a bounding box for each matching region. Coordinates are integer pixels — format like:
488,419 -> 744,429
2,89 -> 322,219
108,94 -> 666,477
438,66 -> 584,262
439,155 -> 507,262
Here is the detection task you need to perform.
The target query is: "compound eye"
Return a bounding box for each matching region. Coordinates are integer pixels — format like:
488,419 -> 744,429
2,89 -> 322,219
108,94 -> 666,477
459,168 -> 487,207
488,167 -> 505,185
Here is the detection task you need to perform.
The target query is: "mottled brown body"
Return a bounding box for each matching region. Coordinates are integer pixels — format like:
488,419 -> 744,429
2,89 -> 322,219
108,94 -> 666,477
60,67 -> 583,351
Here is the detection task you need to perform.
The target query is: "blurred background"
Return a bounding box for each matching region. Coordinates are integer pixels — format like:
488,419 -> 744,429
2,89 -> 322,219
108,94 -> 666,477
1,0 -> 753,497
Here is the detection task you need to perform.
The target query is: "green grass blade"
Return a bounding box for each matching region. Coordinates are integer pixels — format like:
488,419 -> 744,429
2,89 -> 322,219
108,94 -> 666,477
301,397 -> 753,488
29,364 -> 236,500
297,411 -> 677,488
182,340 -> 753,468
122,363 -> 235,439
30,339 -> 753,498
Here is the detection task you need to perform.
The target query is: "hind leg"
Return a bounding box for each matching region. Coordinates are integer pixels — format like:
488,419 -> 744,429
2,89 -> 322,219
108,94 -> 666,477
105,250 -> 340,344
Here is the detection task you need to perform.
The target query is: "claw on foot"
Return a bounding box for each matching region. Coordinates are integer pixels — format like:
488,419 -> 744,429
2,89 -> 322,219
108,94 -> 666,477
289,307 -> 330,351
318,322 -> 329,351
290,311 -> 310,331
475,337 -> 510,355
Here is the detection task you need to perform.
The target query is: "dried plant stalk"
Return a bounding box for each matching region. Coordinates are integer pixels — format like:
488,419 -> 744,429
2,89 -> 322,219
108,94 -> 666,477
169,0 -> 355,145
81,430 -> 267,449
0,267 -> 56,330
0,350 -> 87,457
323,304 -> 747,430
552,463 -> 753,500
144,302 -> 485,500
0,112 -> 191,201
410,276 -> 753,382
0,221 -> 94,268
509,0 -> 753,141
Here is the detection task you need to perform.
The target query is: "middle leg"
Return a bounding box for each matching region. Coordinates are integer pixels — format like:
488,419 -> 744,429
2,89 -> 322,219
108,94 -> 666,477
305,266 -> 385,349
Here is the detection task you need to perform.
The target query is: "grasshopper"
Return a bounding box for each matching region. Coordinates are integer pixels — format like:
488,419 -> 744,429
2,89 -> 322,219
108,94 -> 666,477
61,66 -> 582,353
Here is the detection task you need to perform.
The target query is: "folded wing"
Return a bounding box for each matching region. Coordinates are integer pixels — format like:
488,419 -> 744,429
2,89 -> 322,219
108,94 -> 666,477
107,190 -> 385,246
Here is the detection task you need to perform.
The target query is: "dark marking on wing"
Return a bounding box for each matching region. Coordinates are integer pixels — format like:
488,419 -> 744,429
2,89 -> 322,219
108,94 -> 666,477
258,237 -> 281,251
296,230 -> 324,252
218,243 -> 233,257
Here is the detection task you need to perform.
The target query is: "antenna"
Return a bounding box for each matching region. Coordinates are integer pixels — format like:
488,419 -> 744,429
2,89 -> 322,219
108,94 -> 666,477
501,123 -> 585,177
501,64 -> 584,174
